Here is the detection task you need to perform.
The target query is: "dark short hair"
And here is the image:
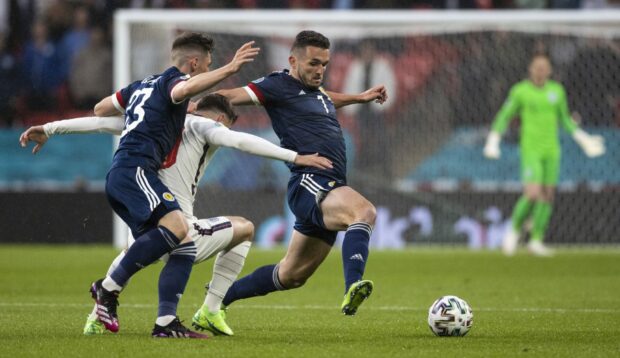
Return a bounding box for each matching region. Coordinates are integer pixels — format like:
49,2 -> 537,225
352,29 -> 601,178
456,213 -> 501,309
291,30 -> 330,52
172,32 -> 214,54
196,94 -> 238,123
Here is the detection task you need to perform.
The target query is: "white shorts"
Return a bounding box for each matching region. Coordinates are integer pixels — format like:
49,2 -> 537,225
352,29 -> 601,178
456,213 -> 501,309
126,216 -> 234,264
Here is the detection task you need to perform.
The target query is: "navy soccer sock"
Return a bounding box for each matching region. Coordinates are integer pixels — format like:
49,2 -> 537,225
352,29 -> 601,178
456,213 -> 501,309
222,264 -> 285,306
342,222 -> 372,293
157,241 -> 196,318
109,226 -> 180,287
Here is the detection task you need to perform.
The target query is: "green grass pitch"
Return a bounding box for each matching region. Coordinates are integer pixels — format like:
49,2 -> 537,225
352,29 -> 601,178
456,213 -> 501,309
1,245 -> 619,357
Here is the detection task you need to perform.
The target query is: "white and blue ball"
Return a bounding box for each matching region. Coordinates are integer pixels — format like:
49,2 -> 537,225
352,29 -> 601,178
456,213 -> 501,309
428,295 -> 473,337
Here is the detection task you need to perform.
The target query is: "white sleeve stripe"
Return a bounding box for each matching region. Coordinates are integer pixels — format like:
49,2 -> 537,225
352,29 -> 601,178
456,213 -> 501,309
111,94 -> 124,113
243,86 -> 261,106
135,167 -> 160,212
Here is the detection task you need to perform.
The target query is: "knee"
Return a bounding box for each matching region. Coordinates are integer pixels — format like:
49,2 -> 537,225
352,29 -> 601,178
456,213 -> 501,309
277,268 -> 309,289
159,210 -> 189,240
356,202 -> 376,226
239,218 -> 255,243
167,220 -> 189,240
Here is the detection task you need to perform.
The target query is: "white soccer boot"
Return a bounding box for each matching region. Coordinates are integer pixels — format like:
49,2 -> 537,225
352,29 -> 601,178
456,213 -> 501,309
501,227 -> 520,256
527,241 -> 554,257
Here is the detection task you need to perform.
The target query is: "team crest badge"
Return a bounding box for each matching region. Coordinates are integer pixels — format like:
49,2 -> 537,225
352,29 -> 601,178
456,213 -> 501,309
547,92 -> 558,103
162,192 -> 175,202
328,181 -> 336,187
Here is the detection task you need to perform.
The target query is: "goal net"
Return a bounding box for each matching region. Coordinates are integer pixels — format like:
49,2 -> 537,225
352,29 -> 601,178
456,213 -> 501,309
115,10 -> 620,248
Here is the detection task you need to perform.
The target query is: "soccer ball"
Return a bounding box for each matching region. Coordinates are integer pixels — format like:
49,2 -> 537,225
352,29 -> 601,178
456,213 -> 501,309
428,295 -> 474,337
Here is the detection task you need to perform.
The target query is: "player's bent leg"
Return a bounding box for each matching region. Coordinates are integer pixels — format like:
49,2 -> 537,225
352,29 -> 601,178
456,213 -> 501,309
158,209 -> 189,243
224,216 -> 255,250
221,230 -> 331,307
276,230 -> 332,289
94,210 -> 188,333
320,186 -> 375,314
321,186 -> 376,231
193,216 -> 254,336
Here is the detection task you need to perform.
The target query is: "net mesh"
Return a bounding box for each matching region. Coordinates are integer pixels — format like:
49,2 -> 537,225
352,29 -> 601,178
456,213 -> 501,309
123,12 -> 620,247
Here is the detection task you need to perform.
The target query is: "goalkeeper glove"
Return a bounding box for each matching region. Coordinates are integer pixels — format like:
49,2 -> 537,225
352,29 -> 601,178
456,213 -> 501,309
483,131 -> 501,159
572,128 -> 605,158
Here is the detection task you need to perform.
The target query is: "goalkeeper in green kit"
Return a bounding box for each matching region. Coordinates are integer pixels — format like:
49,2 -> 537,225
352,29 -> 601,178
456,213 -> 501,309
483,55 -> 605,256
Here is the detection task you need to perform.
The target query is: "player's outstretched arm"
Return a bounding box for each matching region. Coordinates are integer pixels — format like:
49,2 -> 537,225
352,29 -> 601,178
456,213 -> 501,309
94,95 -> 124,117
215,87 -> 255,106
19,116 -> 125,154
196,121 -> 333,169
172,42 -> 260,103
326,85 -> 388,109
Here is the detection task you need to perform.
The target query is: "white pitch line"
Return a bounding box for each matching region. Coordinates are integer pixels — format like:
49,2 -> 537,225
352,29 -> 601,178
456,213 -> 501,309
0,302 -> 618,314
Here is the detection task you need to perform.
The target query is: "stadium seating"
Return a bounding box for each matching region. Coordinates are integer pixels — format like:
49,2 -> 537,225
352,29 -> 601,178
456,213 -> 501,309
406,127 -> 620,185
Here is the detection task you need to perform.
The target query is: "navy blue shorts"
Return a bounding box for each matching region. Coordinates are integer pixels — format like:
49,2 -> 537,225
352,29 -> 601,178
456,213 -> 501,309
286,173 -> 346,245
106,166 -> 181,238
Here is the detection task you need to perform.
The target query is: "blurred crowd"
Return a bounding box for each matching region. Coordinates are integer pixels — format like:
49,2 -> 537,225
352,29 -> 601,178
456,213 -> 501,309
1,1 -> 114,127
1,0 -> 619,127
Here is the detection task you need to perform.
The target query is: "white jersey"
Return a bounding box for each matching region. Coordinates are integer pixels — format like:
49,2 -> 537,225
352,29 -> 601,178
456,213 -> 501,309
159,114 -> 227,218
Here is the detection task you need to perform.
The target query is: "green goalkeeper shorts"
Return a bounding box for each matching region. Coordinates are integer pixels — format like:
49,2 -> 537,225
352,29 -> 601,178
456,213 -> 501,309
520,151 -> 560,185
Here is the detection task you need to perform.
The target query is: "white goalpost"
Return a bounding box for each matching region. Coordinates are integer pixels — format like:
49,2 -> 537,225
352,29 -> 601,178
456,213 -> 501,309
113,10 -> 620,248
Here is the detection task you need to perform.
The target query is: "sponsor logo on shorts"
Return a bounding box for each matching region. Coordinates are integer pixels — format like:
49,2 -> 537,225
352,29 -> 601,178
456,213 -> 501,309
162,192 -> 175,202
328,181 -> 336,187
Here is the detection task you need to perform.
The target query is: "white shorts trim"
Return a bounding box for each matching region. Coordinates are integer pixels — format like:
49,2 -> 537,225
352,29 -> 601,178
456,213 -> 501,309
126,216 -> 234,264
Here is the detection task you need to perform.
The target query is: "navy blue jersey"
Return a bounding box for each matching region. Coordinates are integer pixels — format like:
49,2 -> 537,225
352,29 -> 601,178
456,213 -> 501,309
245,70 -> 346,182
110,66 -> 189,172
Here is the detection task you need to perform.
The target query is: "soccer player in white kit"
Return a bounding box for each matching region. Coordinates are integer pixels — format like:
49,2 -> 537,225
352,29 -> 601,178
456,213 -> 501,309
20,94 -> 332,336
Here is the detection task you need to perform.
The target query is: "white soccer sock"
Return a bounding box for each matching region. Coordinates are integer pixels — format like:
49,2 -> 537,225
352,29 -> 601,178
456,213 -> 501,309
205,241 -> 252,313
106,251 -> 126,277
102,251 -> 126,292
155,315 -> 176,326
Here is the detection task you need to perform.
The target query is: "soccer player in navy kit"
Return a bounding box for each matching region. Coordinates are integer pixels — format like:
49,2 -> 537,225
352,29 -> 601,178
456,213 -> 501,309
89,33 -> 259,337
217,30 -> 387,315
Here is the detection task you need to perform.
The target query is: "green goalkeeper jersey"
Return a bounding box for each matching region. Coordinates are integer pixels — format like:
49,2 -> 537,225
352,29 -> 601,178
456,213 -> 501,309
492,80 -> 577,156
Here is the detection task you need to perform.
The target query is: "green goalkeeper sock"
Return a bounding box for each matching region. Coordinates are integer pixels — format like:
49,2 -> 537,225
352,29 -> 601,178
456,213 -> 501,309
510,196 -> 533,232
531,201 -> 553,242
